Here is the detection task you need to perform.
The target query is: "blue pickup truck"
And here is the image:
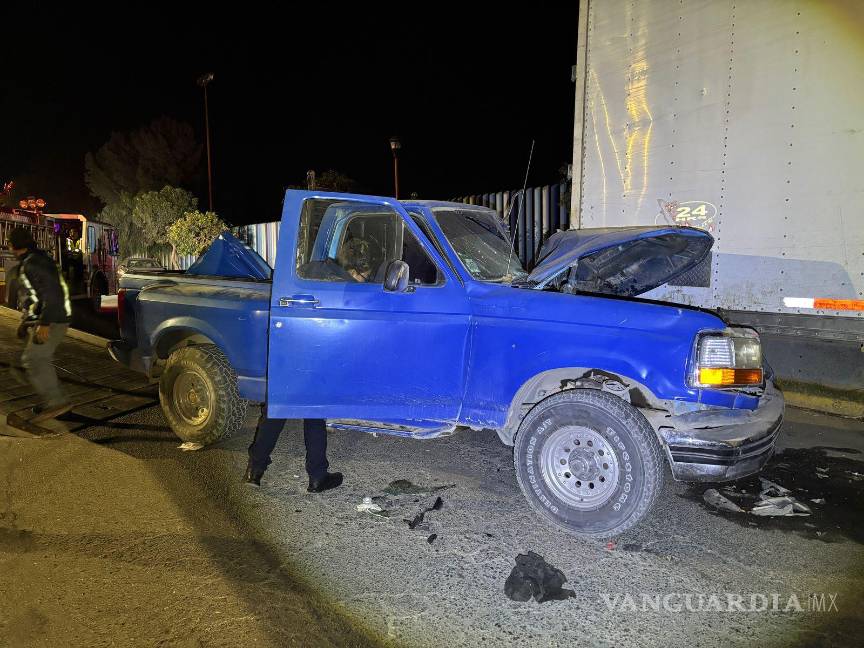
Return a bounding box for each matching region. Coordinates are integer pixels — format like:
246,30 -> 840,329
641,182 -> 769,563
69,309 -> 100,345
110,190 -> 784,537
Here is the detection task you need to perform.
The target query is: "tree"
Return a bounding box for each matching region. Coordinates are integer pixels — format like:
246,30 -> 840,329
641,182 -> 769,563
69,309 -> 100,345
167,210 -> 228,258
131,186 -> 198,263
85,116 -> 202,208
86,117 -> 203,260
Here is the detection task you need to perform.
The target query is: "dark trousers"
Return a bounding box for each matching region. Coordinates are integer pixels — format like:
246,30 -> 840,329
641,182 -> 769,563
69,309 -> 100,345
247,411 -> 329,480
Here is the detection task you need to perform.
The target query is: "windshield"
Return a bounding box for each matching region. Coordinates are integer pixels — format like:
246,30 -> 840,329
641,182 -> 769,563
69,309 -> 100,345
434,209 -> 527,282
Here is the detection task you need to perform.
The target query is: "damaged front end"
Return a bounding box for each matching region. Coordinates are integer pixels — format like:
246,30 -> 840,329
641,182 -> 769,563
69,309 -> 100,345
644,379 -> 785,482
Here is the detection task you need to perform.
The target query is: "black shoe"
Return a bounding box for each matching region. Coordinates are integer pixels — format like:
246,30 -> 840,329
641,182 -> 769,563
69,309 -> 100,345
243,463 -> 265,487
307,472 -> 343,493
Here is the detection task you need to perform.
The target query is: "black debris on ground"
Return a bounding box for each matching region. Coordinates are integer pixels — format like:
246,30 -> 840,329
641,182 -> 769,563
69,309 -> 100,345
504,551 -> 577,603
426,534 -> 437,544
383,479 -> 454,495
404,496 -> 443,530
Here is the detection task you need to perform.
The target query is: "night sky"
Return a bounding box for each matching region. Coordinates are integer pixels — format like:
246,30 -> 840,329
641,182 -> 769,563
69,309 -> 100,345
2,3 -> 578,225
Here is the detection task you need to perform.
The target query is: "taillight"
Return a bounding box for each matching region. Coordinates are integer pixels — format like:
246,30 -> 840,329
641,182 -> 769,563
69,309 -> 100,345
117,288 -> 126,327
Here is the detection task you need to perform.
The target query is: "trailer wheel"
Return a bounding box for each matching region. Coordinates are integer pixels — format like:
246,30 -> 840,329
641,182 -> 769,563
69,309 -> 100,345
514,389 -> 663,538
159,344 -> 247,446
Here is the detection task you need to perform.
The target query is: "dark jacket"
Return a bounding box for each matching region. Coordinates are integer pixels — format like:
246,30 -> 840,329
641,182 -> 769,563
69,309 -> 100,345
15,249 -> 72,325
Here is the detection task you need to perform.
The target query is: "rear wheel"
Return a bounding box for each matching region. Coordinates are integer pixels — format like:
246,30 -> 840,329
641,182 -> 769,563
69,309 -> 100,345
159,344 -> 247,445
514,389 -> 663,538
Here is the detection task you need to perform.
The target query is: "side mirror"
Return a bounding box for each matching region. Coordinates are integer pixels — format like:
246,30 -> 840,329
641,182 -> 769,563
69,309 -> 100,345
383,260 -> 410,292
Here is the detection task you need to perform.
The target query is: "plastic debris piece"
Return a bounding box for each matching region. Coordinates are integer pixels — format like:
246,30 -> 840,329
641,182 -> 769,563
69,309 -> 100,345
751,501 -> 794,517
504,551 -> 577,603
357,496 -> 384,514
605,541 -> 616,551
703,488 -> 744,513
815,467 -> 829,479
792,501 -> 812,514
810,498 -> 826,505
177,442 -> 204,452
759,478 -> 791,496
847,471 -> 864,481
427,534 -> 438,544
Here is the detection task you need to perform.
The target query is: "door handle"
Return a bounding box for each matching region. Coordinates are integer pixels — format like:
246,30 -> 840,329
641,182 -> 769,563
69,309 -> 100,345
279,295 -> 319,307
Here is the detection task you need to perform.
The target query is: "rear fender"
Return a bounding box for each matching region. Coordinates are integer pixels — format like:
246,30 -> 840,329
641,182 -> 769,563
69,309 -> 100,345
150,318 -> 228,363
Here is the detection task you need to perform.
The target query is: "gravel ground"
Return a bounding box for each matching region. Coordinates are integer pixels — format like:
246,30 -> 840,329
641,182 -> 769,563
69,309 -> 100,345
3,401 -> 860,647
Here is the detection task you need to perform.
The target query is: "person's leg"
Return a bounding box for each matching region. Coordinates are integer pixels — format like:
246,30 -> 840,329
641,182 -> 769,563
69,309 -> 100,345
246,406 -> 286,482
21,323 -> 68,409
303,418 -> 329,481
303,419 -> 342,492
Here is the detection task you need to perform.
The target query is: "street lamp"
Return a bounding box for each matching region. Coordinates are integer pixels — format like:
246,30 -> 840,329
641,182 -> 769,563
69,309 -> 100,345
389,136 -> 401,199
197,72 -> 215,211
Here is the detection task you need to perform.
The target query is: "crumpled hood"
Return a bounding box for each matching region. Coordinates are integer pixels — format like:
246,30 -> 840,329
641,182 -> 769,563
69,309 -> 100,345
523,226 -> 713,296
186,231 -> 272,280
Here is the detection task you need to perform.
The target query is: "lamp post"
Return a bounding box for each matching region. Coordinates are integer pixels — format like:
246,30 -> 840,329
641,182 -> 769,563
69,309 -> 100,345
197,72 -> 215,211
389,136 -> 401,199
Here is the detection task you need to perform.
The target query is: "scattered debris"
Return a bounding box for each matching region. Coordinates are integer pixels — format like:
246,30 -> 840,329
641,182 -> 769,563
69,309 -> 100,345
810,498 -> 826,505
605,541 -> 616,551
427,534 -> 438,544
751,497 -> 804,517
384,479 -> 453,495
177,442 -> 204,451
357,496 -> 384,515
703,488 -> 744,513
504,552 -> 577,603
815,467 -> 830,479
847,471 -> 864,481
702,477 -> 812,517
404,496 -> 443,529
759,478 -> 790,496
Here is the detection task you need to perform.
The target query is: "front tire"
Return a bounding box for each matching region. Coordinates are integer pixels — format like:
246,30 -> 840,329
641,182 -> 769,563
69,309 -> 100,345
514,389 -> 663,538
159,344 -> 248,446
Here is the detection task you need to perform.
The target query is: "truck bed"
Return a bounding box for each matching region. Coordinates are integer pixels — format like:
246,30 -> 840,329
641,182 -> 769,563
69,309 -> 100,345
117,271 -> 272,402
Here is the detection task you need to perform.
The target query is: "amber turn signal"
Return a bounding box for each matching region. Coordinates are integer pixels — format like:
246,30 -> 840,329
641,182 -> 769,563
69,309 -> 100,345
697,368 -> 763,386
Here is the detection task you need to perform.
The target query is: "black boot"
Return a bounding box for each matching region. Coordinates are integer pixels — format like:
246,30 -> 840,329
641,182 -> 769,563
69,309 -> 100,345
243,461 -> 266,486
307,472 -> 343,493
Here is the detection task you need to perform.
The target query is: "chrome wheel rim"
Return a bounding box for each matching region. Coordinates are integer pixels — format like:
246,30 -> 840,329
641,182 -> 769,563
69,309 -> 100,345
173,371 -> 212,426
540,425 -> 620,510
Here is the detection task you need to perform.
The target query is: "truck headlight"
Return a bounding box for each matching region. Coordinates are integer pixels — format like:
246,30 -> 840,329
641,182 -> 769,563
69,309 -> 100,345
690,328 -> 763,388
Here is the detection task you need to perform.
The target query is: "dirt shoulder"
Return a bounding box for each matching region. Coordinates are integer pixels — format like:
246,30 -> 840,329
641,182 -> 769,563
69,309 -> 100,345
0,429 -> 383,648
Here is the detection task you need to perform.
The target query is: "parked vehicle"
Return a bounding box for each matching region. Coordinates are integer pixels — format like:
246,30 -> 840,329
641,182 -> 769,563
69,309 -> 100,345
0,208 -> 57,305
110,191 -> 784,537
569,0 -> 864,404
116,257 -> 165,280
48,213 -> 120,307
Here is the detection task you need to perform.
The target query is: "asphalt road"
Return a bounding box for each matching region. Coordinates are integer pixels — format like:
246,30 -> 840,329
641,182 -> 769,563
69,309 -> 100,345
2,399 -> 862,647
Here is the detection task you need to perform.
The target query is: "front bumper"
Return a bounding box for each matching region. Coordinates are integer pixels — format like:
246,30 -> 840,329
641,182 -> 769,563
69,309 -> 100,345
657,380 -> 785,482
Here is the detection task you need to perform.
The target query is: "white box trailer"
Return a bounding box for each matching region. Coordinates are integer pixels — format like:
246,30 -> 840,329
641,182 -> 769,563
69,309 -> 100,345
571,0 -> 864,411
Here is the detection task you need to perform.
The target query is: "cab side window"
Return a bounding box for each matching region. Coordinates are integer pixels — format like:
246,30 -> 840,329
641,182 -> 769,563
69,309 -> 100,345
296,199 -> 442,285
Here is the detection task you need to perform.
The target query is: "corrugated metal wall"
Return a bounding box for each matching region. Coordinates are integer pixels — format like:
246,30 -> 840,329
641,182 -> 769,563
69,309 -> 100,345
234,221 -> 281,268
455,182 -> 570,268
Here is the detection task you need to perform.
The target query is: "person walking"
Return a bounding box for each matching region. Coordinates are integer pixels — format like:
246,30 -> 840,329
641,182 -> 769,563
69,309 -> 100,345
245,412 -> 343,492
6,227 -> 73,422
